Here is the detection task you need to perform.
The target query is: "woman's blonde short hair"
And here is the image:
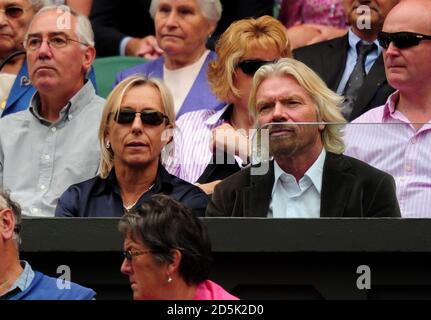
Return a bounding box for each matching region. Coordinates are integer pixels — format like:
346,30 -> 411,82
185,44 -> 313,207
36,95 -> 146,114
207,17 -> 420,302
98,76 -> 176,178
249,58 -> 346,155
207,15 -> 291,102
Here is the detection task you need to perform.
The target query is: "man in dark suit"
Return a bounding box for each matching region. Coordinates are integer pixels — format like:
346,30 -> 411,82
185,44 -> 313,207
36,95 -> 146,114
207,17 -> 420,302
293,0 -> 399,121
206,58 -> 400,218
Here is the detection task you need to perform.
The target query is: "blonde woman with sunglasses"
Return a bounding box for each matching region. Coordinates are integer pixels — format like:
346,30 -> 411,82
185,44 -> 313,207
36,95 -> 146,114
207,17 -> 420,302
55,76 -> 208,218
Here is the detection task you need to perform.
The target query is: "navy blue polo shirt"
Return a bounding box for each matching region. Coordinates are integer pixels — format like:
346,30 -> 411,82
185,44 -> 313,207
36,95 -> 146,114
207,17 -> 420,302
55,165 -> 208,217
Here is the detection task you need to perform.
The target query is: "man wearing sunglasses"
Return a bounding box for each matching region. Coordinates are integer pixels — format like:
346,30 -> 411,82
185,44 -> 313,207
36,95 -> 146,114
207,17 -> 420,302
344,0 -> 431,218
294,0 -> 399,121
0,190 -> 96,299
0,5 -> 105,217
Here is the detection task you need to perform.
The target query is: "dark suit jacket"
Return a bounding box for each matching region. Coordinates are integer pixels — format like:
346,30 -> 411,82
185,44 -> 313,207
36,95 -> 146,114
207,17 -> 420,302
293,34 -> 395,121
90,0 -> 155,57
206,152 -> 401,217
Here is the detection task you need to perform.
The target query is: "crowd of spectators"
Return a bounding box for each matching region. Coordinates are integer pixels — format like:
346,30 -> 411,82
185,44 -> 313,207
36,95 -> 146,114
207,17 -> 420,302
1,0 -> 431,300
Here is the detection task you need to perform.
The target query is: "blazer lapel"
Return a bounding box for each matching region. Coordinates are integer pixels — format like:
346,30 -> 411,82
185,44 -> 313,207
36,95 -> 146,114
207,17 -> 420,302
177,51 -> 224,118
324,35 -> 349,90
320,153 -> 355,217
242,161 -> 274,217
5,61 -> 32,111
350,54 -> 388,120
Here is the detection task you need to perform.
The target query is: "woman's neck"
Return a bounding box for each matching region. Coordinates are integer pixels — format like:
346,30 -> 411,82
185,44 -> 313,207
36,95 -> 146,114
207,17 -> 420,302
114,160 -> 159,205
230,103 -> 254,131
164,46 -> 207,70
166,280 -> 198,300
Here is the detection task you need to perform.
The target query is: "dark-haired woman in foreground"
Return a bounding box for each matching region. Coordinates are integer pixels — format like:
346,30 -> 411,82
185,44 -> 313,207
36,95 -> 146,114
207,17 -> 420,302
119,194 -> 238,300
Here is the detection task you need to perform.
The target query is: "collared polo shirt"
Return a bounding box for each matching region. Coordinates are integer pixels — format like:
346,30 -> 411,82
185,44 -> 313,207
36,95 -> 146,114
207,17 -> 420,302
0,81 -> 105,216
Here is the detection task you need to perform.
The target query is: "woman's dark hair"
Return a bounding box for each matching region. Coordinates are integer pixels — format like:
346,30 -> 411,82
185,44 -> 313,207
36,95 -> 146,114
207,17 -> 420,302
118,194 -> 212,285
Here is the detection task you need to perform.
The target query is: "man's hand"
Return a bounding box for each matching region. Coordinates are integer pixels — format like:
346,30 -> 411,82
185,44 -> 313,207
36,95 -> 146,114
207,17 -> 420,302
126,35 -> 163,59
286,24 -> 347,50
195,180 -> 222,195
305,24 -> 348,45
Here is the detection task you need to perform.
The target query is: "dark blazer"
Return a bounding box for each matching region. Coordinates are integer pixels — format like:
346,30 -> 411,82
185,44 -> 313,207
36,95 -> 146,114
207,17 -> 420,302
293,34 -> 395,121
90,0 -> 155,57
206,152 -> 401,217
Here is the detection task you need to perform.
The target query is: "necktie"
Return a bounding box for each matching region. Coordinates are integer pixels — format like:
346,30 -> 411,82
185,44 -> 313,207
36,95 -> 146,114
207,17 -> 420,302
342,41 -> 376,119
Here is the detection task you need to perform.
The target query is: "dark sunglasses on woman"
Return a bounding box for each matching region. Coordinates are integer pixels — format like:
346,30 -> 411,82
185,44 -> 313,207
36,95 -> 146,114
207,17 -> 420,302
112,110 -> 169,125
378,31 -> 431,49
237,59 -> 277,76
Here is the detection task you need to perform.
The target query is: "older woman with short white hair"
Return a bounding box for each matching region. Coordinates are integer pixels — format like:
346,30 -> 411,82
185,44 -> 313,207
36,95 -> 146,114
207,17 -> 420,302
115,0 -> 224,118
0,0 -> 46,116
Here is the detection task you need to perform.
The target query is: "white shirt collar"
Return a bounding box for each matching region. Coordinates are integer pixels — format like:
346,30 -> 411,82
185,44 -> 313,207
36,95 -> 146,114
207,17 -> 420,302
272,148 -> 326,196
347,28 -> 381,56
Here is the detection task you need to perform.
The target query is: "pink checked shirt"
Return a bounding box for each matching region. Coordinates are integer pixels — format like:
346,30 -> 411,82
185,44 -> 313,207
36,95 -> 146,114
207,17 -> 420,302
344,91 -> 431,218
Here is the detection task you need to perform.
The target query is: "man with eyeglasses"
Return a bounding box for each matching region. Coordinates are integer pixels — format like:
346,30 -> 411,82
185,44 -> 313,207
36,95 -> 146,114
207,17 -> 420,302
294,0 -> 399,121
0,5 -> 105,217
0,190 -> 95,299
344,0 -> 431,218
0,0 -> 98,118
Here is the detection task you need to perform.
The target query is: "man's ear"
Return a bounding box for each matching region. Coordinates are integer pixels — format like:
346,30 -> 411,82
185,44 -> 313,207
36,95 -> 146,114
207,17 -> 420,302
0,208 -> 16,241
82,46 -> 96,75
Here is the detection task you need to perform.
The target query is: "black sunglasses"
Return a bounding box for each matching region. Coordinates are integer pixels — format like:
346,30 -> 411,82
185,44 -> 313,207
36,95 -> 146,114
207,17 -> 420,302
0,6 -> 25,19
378,31 -> 431,49
113,110 -> 169,125
237,59 -> 277,76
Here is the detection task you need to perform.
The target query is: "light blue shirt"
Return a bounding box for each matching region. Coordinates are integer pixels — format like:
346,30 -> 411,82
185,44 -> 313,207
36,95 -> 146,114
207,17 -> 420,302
0,81 -> 105,217
269,149 -> 326,218
4,261 -> 35,296
336,28 -> 381,94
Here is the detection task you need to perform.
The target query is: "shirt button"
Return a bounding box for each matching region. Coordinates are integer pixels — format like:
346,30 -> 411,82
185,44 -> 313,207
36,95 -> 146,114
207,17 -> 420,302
68,115 -> 73,121
40,185 -> 46,190
406,165 -> 412,172
411,138 -> 417,144
51,127 -> 57,132
44,155 -> 50,160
